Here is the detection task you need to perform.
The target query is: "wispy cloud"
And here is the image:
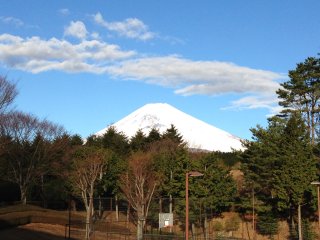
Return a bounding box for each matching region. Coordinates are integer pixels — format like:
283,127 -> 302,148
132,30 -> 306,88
222,95 -> 284,115
91,32 -> 100,40
93,12 -> 155,41
107,56 -> 284,94
106,56 -> 285,113
0,33 -> 136,73
0,16 -> 24,27
64,21 -> 88,39
58,8 -> 70,16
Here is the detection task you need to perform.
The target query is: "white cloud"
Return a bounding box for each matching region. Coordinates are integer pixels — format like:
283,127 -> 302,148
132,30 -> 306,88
58,8 -> 70,16
0,26 -> 285,113
0,34 -> 136,73
93,12 -> 155,41
91,32 -> 100,39
222,95 -> 283,115
106,56 -> 286,112
0,16 -> 24,27
64,21 -> 88,39
107,56 -> 284,94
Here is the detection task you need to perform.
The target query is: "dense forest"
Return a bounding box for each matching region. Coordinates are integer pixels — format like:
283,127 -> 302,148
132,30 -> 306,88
0,55 -> 319,239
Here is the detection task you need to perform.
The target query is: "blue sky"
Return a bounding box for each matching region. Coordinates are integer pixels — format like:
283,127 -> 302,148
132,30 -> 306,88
0,0 -> 319,140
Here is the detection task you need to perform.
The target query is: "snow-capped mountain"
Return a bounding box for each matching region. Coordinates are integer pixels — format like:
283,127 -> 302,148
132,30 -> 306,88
95,103 -> 244,152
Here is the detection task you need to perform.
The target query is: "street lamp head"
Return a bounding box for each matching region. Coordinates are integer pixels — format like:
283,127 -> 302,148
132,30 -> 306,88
188,171 -> 204,177
311,181 -> 320,185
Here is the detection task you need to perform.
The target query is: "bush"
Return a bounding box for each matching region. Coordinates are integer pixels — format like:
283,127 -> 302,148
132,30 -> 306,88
303,220 -> 317,240
212,220 -> 223,232
225,215 -> 240,232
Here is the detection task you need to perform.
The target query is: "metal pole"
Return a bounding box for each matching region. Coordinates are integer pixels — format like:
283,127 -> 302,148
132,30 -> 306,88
186,172 -> 189,240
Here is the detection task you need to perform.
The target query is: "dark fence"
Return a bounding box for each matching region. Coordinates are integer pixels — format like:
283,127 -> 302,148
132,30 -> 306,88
0,198 -> 319,240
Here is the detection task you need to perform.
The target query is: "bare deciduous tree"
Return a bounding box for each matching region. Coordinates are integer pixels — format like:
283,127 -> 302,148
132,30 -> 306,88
67,146 -> 109,240
0,75 -> 17,113
0,75 -> 18,154
0,111 -> 64,204
120,152 -> 158,240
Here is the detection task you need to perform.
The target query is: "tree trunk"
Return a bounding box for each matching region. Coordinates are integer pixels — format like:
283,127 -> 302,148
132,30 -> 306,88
246,221 -> 251,240
98,196 -> 102,218
85,195 -> 94,240
40,174 -> 48,208
252,188 -> 256,240
159,198 -> 162,213
115,195 -> 119,221
192,223 -> 196,240
85,206 -> 91,240
136,206 -> 145,240
298,203 -> 303,240
20,185 -> 27,205
169,194 -> 173,233
311,110 -> 315,145
204,215 -> 208,240
126,203 -> 130,228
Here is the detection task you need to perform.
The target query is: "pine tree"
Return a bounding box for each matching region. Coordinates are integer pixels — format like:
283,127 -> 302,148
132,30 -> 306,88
256,212 -> 279,240
101,127 -> 130,156
130,129 -> 148,152
241,116 -> 286,202
146,128 -> 161,144
196,153 -> 236,215
241,113 -> 318,238
272,113 -> 317,238
162,124 -> 184,145
276,56 -> 320,145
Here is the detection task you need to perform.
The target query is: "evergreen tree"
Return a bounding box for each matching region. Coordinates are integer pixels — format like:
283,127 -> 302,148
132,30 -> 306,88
196,153 -> 237,215
256,212 -> 279,240
187,153 -> 236,233
162,124 -> 184,145
241,113 -> 318,237
98,127 -> 130,196
70,134 -> 83,146
276,56 -> 320,145
153,140 -> 189,200
100,127 -> 130,156
272,113 -> 317,236
85,128 -> 130,197
146,128 -> 161,144
130,129 -> 148,152
241,116 -> 286,205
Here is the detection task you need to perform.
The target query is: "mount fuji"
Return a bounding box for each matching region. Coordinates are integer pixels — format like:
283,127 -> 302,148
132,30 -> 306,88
95,103 -> 244,152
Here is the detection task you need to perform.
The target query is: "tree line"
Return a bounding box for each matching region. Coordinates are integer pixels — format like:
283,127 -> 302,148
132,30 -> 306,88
0,55 -> 319,240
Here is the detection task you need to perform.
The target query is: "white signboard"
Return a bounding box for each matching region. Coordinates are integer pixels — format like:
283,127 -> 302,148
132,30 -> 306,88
159,213 -> 173,229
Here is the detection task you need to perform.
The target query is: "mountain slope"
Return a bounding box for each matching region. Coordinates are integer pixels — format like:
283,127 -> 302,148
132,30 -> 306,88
96,103 -> 244,152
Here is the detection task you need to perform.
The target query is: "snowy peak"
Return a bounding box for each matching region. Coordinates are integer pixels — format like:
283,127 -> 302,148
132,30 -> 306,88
96,103 -> 244,152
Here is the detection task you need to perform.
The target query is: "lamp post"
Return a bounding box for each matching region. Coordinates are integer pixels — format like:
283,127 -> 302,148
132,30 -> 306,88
186,171 -> 203,240
311,181 -> 320,231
